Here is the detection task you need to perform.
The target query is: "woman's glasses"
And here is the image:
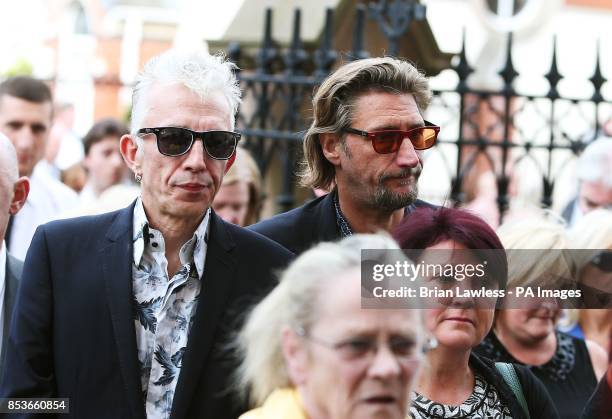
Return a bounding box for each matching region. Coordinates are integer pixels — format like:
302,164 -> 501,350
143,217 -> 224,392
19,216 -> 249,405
295,326 -> 431,364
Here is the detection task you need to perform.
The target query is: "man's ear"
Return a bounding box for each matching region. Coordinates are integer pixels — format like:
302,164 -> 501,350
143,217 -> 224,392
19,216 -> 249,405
319,133 -> 341,166
281,327 -> 309,386
224,152 -> 236,174
9,177 -> 30,215
120,134 -> 141,176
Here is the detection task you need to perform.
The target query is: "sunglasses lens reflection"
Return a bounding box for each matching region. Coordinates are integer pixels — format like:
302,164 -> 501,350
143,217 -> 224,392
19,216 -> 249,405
204,131 -> 237,159
157,127 -> 193,156
371,127 -> 437,154
155,128 -> 237,159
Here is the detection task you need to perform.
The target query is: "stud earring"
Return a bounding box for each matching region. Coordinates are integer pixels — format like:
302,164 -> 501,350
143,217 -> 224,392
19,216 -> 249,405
135,173 -> 142,183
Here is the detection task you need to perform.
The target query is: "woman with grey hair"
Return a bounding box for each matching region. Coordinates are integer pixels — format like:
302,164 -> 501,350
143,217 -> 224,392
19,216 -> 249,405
236,234 -> 425,419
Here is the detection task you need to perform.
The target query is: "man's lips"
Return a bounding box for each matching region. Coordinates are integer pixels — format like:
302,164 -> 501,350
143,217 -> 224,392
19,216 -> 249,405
176,183 -> 207,192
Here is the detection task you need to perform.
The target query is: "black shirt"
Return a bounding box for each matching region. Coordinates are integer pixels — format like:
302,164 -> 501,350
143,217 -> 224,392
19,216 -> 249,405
475,331 -> 598,419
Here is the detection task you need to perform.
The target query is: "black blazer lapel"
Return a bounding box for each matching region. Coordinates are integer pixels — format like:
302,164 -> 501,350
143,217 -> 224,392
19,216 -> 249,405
315,192 -> 342,243
101,203 -> 146,419
1,255 -> 23,367
170,212 -> 237,419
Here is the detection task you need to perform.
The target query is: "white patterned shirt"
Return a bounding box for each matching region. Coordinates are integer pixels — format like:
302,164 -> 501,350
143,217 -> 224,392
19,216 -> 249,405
132,198 -> 209,419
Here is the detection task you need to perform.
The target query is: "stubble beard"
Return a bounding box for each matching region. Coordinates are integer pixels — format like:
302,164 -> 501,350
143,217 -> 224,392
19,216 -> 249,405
372,167 -> 421,212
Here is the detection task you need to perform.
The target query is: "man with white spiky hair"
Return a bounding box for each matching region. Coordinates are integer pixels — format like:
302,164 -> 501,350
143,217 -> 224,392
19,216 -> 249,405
1,49 -> 293,419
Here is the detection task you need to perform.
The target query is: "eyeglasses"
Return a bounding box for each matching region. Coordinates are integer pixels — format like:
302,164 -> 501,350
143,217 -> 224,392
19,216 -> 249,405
137,127 -> 241,160
295,327 -> 428,364
343,121 -> 439,153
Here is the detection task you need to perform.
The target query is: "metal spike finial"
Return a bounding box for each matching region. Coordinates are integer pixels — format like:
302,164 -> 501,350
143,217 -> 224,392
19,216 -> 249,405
314,8 -> 338,77
350,5 -> 369,61
256,8 -> 278,73
589,39 -> 607,103
498,33 -> 518,93
544,36 -> 563,99
284,8 -> 308,75
454,28 -> 474,90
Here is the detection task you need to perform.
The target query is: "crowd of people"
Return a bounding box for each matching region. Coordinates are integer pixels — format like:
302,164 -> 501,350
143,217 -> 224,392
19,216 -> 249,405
0,48 -> 610,419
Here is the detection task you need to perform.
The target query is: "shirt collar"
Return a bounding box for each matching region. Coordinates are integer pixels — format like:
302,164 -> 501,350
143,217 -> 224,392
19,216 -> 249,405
132,197 -> 210,278
332,189 -> 353,237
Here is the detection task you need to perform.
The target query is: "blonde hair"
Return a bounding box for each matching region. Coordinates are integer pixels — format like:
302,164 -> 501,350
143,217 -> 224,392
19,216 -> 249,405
496,218 -> 574,288
221,147 -> 263,225
564,209 -> 612,331
235,234 -> 402,406
568,208 -> 612,270
299,57 -> 432,190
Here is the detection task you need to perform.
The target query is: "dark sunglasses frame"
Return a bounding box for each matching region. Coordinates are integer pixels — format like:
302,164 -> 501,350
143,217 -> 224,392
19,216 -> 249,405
342,120 -> 440,153
137,127 -> 241,160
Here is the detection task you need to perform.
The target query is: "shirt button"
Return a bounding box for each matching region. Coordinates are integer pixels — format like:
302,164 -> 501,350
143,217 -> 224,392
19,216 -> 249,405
152,242 -> 158,248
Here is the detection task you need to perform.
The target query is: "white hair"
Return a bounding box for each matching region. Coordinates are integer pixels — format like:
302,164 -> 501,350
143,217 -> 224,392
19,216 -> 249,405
235,233 -> 407,406
0,132 -> 18,184
576,137 -> 612,188
130,48 -> 242,134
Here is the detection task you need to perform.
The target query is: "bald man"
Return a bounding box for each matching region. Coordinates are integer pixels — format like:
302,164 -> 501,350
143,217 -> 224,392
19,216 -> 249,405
0,133 -> 29,370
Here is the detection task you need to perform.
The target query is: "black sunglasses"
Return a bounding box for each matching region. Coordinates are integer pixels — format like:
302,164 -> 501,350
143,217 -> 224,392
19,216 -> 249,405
137,127 -> 240,160
342,120 -> 439,153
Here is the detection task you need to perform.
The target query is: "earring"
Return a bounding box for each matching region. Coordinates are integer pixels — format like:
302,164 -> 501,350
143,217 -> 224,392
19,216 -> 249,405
425,336 -> 438,352
135,173 -> 142,183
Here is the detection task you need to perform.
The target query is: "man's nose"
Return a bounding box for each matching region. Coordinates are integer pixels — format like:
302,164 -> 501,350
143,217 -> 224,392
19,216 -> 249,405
395,137 -> 420,167
13,128 -> 36,149
183,138 -> 208,170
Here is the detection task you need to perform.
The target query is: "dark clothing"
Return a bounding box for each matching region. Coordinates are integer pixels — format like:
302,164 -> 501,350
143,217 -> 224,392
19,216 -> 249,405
0,202 -> 294,419
1,254 -> 22,369
434,353 -> 560,419
581,373 -> 612,419
249,192 -> 434,255
475,331 -> 597,419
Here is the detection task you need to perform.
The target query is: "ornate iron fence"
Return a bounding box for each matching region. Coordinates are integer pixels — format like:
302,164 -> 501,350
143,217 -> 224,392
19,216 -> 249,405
225,2 -> 611,215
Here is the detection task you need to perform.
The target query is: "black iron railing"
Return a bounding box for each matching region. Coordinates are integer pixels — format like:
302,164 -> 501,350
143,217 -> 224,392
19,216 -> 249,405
226,2 -> 611,215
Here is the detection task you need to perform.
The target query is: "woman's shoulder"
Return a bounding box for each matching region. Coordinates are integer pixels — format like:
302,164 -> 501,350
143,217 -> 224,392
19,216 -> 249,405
238,388 -> 307,419
470,353 -> 560,419
512,363 -> 561,418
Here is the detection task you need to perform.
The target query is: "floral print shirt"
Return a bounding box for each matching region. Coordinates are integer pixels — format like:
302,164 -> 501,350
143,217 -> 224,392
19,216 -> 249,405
131,198 -> 209,419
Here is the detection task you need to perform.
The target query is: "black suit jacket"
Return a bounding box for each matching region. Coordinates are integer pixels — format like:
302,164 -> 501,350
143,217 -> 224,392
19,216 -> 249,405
1,253 -> 22,370
249,193 -> 435,255
581,373 -> 612,419
0,202 -> 293,419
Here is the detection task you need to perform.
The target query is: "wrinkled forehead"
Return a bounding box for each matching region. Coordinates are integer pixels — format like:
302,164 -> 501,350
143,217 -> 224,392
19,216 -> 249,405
312,268 -> 421,335
149,81 -> 229,105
